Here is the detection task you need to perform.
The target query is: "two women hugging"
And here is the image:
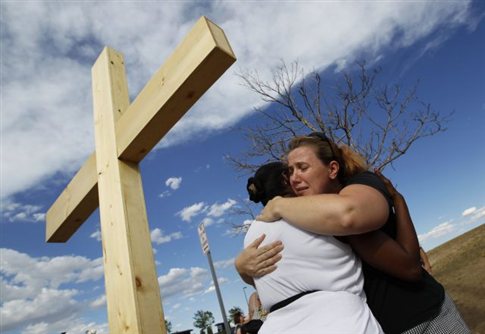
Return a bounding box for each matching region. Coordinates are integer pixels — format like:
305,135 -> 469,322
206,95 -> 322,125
236,133 -> 469,334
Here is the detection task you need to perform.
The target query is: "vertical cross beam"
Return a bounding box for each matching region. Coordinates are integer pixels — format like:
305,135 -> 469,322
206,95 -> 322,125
45,16 -> 236,333
92,48 -> 165,333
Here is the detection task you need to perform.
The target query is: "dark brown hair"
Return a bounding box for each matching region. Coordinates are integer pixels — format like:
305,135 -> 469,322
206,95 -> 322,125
247,161 -> 293,206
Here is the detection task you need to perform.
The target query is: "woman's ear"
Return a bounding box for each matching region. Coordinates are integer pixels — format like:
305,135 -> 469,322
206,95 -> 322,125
328,160 -> 340,180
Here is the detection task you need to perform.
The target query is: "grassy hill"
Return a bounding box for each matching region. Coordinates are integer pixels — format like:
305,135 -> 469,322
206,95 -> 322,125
427,223 -> 485,334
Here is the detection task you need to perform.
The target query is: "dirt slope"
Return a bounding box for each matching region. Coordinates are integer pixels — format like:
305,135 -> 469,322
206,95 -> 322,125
427,224 -> 485,334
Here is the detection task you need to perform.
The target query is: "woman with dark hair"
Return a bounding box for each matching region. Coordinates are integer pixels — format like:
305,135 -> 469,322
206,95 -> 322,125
237,133 -> 470,334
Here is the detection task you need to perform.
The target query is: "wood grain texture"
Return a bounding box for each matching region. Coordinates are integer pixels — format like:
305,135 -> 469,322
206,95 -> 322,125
92,47 -> 165,333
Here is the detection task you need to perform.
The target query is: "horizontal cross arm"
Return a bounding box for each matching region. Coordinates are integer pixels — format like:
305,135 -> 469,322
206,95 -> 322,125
117,16 -> 236,162
46,153 -> 99,242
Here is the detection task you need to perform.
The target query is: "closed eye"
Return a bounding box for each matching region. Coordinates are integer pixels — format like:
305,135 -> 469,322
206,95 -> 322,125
298,163 -> 309,172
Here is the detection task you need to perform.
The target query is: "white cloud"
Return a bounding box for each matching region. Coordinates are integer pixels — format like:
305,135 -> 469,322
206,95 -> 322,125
21,318 -> 107,334
1,288 -> 81,331
180,199 -> 238,227
214,258 -> 235,269
1,249 -> 104,298
418,222 -> 455,243
0,248 -> 105,333
208,199 -> 237,218
462,206 -> 477,216
243,219 -> 254,227
165,177 -> 182,190
151,228 -> 183,245
1,200 -> 44,223
90,229 -> 102,241
158,267 -> 209,299
159,190 -> 171,198
201,217 -> 215,227
90,295 -> 106,308
1,1 -> 475,201
195,164 -> 211,173
464,206 -> 485,225
0,248 -> 103,333
33,213 -> 46,222
21,318 -> 108,334
177,202 -> 207,222
171,303 -> 182,310
203,277 -> 229,294
472,207 -> 485,220
224,219 -> 252,236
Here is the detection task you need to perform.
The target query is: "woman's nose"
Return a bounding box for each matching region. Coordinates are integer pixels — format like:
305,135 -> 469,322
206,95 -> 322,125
290,171 -> 301,185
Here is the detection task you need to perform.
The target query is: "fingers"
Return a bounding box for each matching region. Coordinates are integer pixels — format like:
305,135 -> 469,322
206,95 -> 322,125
256,213 -> 278,222
254,255 -> 282,277
253,242 -> 284,277
256,200 -> 282,222
240,237 -> 284,278
256,212 -> 280,222
248,234 -> 266,248
258,241 -> 284,259
259,253 -> 283,269
255,264 -> 278,277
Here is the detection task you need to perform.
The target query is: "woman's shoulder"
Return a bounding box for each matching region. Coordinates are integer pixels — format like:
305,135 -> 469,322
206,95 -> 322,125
243,219 -> 286,247
346,171 -> 379,186
345,171 -> 392,206
243,218 -> 319,247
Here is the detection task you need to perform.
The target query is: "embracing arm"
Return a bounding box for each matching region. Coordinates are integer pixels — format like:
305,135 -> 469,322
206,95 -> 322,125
257,185 -> 389,236
345,228 -> 422,282
345,171 -> 422,281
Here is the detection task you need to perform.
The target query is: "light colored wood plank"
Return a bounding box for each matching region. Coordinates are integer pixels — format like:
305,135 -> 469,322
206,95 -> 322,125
45,153 -> 98,242
116,16 -> 236,162
46,16 -> 236,242
93,47 -> 165,333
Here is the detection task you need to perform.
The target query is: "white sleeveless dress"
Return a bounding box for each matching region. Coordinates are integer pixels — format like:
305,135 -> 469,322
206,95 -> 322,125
244,219 -> 383,334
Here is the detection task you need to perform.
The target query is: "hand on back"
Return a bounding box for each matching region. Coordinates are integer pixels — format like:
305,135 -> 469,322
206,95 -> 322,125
235,234 -> 284,278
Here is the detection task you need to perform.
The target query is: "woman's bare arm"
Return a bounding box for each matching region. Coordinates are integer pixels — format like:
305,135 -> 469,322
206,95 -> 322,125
239,171 -> 421,283
345,171 -> 422,282
257,184 -> 389,236
345,229 -> 422,282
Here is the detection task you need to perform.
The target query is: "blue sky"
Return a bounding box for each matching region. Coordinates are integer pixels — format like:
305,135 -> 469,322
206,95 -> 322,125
1,1 -> 484,333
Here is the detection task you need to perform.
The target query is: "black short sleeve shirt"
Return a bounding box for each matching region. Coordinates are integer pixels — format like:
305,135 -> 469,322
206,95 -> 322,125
346,172 -> 445,334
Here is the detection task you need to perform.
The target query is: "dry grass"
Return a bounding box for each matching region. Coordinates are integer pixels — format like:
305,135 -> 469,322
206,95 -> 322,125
427,224 -> 485,334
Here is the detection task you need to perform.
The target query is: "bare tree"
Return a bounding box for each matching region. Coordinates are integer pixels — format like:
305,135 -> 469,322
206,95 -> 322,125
228,60 -> 451,172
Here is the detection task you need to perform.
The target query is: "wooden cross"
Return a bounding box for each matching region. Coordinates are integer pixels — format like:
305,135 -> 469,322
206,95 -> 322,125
45,17 -> 236,333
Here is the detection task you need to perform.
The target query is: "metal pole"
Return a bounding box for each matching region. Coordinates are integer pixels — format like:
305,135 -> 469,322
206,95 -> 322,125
243,286 -> 249,305
206,249 -> 231,334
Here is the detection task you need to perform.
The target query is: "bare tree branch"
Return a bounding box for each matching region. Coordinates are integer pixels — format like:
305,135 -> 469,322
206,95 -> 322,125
230,60 -> 451,173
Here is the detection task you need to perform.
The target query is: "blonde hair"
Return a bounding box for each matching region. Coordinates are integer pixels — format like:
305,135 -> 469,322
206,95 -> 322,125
287,135 -> 368,182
